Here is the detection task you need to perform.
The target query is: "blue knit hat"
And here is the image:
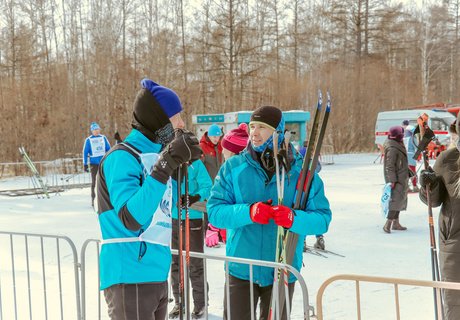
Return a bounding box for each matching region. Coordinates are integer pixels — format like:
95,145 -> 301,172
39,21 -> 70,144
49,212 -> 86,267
141,79 -> 182,118
208,124 -> 222,137
90,122 -> 101,131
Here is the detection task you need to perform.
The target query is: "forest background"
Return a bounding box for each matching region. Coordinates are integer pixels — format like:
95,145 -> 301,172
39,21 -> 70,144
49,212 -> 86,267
0,0 -> 459,162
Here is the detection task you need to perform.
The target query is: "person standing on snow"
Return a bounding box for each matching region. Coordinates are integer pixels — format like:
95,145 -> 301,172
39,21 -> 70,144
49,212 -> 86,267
419,113 -> 460,320
403,124 -> 419,192
383,125 -> 409,233
200,123 -> 223,182
82,122 -> 111,207
200,123 -> 224,231
96,78 -> 201,320
205,123 -> 249,248
207,106 -> 332,320
169,159 -> 212,319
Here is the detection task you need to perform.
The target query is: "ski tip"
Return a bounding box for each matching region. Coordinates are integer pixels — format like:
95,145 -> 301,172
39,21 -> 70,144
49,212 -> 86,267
326,92 -> 331,112
317,90 -> 323,110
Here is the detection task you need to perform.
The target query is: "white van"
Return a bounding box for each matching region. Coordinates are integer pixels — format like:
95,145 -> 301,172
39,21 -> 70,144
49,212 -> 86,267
375,109 -> 456,147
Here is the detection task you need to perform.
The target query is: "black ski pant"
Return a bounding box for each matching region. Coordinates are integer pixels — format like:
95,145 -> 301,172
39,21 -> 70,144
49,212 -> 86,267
103,281 -> 168,320
388,210 -> 400,220
223,274 -> 295,320
171,218 -> 206,309
90,164 -> 99,205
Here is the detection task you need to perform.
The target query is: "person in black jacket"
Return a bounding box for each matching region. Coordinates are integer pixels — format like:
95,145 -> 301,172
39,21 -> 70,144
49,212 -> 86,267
383,125 -> 409,233
419,114 -> 460,320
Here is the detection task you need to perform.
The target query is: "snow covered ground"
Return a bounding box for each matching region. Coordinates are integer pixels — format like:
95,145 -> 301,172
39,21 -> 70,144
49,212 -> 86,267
0,153 -> 442,319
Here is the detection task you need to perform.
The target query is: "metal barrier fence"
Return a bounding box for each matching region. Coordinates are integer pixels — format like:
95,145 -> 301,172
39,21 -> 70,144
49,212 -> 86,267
80,239 -> 311,320
316,274 -> 460,320
320,145 -> 334,165
0,159 -> 91,195
0,231 -> 81,320
0,231 -> 312,320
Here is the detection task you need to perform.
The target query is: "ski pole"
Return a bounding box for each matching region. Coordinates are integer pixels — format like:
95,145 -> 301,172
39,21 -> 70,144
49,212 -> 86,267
183,163 -> 191,319
422,151 -> 444,320
269,131 -> 282,320
176,166 -> 184,320
269,130 -> 292,320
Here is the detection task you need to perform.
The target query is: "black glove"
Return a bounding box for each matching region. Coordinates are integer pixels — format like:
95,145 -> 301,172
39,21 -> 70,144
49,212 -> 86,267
84,164 -> 89,172
419,167 -> 437,188
180,194 -> 201,209
151,130 -> 202,184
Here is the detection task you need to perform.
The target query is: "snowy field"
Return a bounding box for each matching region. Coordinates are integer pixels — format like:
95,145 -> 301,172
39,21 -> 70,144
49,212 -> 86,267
0,153 -> 442,319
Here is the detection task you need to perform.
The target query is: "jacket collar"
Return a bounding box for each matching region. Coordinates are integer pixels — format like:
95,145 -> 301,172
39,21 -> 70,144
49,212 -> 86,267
124,129 -> 162,154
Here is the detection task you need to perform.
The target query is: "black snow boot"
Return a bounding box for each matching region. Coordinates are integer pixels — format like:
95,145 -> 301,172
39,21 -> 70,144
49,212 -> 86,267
383,219 -> 393,233
191,305 -> 206,319
169,304 -> 184,319
314,236 -> 325,250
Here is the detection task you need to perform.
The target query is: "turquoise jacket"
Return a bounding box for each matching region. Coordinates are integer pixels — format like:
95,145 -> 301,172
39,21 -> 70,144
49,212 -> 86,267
171,159 -> 212,220
97,129 -> 172,290
207,146 -> 332,287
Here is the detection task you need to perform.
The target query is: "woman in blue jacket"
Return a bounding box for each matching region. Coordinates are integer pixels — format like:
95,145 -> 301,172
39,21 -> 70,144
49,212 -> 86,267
207,106 -> 332,320
96,79 -> 201,320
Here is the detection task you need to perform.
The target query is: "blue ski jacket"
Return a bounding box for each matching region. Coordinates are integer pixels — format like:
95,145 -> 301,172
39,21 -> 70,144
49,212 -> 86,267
97,129 -> 172,290
83,134 -> 111,165
403,130 -> 417,166
207,146 -> 332,287
171,159 -> 213,220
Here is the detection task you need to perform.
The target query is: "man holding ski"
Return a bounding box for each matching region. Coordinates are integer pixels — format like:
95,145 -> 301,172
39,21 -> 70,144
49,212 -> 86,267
207,105 -> 332,319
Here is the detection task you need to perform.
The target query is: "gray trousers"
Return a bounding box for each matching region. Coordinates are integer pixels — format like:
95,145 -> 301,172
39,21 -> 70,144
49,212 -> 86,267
223,275 -> 295,320
171,218 -> 206,309
104,282 -> 168,320
90,164 -> 99,204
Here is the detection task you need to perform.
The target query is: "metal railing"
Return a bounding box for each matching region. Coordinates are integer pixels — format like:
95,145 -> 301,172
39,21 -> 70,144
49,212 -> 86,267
0,231 -> 81,320
0,159 -> 91,195
320,145 -> 334,165
80,239 -> 311,320
316,273 -> 460,320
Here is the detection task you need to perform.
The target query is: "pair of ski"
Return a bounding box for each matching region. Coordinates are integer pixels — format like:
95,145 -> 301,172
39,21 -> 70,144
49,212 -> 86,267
268,90 -> 331,320
303,245 -> 345,258
18,146 -> 50,198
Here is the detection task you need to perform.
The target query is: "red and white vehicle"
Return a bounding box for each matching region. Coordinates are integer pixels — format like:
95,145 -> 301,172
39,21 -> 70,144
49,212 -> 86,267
375,109 -> 456,157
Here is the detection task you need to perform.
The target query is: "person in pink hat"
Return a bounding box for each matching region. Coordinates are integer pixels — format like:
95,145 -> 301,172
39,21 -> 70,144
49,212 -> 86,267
205,123 -> 249,248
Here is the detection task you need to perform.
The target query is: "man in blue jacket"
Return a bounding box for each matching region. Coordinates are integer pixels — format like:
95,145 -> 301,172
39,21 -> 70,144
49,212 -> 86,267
82,122 -> 110,207
207,105 -> 332,320
96,78 -> 201,320
169,159 -> 212,319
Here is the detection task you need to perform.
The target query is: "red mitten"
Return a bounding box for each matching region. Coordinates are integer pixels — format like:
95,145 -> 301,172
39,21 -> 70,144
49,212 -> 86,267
250,200 -> 273,224
219,228 -> 227,243
272,205 -> 294,228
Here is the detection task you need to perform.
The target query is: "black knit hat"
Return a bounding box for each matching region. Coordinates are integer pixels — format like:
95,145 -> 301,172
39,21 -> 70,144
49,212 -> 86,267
250,106 -> 282,130
131,79 -> 182,144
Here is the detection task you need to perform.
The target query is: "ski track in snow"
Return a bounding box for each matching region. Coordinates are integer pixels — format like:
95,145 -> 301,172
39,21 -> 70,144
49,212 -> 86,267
0,153 -> 440,319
